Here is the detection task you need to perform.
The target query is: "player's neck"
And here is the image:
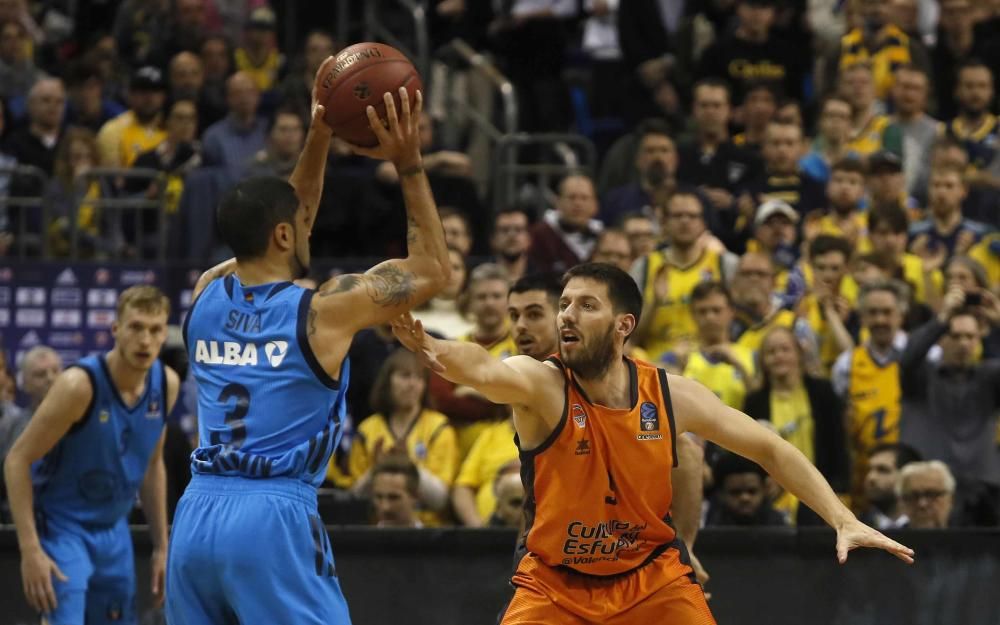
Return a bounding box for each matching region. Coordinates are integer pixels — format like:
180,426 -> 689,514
105,350 -> 147,394
575,357 -> 631,409
235,258 -> 293,287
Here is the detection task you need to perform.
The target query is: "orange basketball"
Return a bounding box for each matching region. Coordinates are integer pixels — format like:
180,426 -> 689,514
316,42 -> 423,147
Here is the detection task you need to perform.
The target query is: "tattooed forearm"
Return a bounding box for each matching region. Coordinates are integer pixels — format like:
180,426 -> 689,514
406,215 -> 418,245
365,264 -> 416,307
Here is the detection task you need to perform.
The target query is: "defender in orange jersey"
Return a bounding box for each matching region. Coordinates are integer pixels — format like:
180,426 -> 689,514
392,263 -> 914,625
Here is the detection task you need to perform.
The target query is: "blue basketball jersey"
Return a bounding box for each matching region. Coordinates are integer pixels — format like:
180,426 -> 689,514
33,355 -> 166,527
184,275 -> 348,487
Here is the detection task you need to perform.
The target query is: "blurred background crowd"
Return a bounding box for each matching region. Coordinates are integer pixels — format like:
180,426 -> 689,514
1,0 -> 999,533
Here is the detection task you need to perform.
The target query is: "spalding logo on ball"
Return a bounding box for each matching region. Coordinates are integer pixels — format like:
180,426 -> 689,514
317,42 -> 423,147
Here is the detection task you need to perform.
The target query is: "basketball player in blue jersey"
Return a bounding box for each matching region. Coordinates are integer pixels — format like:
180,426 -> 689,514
165,64 -> 451,624
4,286 -> 179,624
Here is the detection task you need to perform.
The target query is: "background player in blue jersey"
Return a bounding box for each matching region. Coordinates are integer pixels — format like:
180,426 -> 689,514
4,286 -> 179,624
166,58 -> 450,625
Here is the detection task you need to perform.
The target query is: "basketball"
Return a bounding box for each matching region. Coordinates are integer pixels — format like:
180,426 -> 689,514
317,42 -> 423,147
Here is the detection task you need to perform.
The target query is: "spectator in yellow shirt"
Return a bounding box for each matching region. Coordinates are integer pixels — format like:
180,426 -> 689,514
234,7 -> 284,93
96,65 -> 166,167
677,282 -> 757,410
349,350 -> 459,526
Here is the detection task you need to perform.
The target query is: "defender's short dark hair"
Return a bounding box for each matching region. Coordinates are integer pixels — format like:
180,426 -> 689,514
509,272 -> 563,306
562,263 -> 643,335
217,176 -> 300,260
868,442 -> 922,469
690,281 -> 732,307
809,234 -> 852,262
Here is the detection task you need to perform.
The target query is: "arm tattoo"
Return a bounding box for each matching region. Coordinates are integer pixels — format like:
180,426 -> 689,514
364,264 -> 415,307
318,274 -> 363,297
406,215 -> 418,245
307,307 -> 317,337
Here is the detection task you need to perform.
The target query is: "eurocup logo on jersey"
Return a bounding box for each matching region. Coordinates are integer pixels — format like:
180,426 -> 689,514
572,404 -> 587,429
264,341 -> 288,367
145,391 -> 161,419
637,402 -> 663,441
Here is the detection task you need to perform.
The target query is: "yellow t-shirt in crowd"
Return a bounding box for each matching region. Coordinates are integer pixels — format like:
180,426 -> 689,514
683,345 -> 756,409
735,309 -> 798,356
96,111 -> 166,167
846,345 -> 901,501
639,248 -> 725,361
769,385 -> 814,522
349,409 -> 458,526
454,419 -> 518,522
970,234 -> 1000,288
454,329 -> 518,457
235,47 -> 283,91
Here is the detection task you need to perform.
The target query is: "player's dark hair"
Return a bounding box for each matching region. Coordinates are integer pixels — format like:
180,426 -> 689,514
867,204 -> 908,234
690,281 -> 732,307
369,349 -> 430,417
217,176 -> 300,260
372,453 -> 420,497
509,272 -> 563,308
868,442 -> 922,469
562,263 -> 643,339
808,234 -> 852,262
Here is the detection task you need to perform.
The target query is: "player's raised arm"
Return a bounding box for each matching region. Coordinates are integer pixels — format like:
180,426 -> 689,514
314,88 -> 450,333
289,55 -> 337,234
670,374 -> 915,565
4,368 -> 92,613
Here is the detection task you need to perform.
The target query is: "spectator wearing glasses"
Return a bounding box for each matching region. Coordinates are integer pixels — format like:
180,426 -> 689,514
898,461 -> 956,528
490,207 -> 533,283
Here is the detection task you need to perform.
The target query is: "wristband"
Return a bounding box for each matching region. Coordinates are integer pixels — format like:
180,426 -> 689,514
398,164 -> 424,177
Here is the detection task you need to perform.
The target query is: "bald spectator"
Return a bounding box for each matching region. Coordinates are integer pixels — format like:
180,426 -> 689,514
18,346 -> 61,413
528,174 -> 603,273
898,461 -> 956,528
488,470 -> 525,529
96,66 -> 167,167
1,346 -> 60,518
0,19 -> 40,101
64,61 -> 125,133
2,77 -> 64,174
201,70 -> 266,183
169,52 -> 204,102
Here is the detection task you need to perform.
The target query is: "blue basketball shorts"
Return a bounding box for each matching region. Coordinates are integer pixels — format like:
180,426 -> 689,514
165,474 -> 352,625
38,514 -> 135,625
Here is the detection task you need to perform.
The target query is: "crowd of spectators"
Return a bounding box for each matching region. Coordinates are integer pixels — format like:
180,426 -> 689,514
1,0 -> 1000,531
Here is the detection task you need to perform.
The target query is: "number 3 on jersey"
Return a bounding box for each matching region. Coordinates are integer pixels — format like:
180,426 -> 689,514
210,383 -> 249,448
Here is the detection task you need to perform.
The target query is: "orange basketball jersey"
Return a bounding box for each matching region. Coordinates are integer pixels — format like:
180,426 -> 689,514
517,356 -> 688,579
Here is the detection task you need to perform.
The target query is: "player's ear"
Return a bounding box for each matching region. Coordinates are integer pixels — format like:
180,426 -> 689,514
618,313 -> 636,339
273,222 -> 294,252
